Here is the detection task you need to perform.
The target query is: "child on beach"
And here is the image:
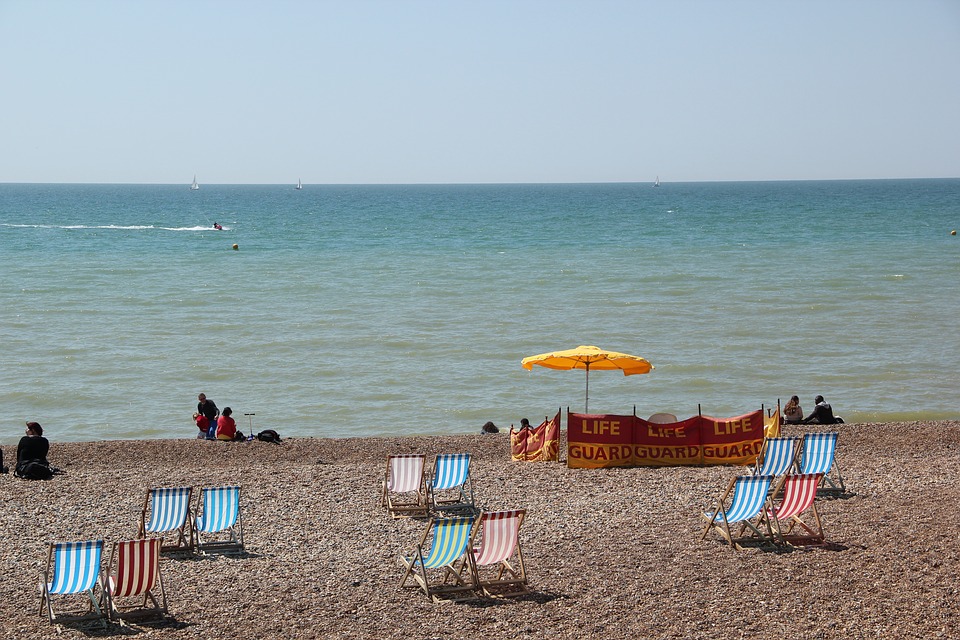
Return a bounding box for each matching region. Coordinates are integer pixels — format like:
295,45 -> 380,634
194,412 -> 210,439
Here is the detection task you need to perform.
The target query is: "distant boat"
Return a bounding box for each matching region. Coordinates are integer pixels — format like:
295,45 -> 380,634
295,178 -> 303,190
653,176 -> 660,187
190,175 -> 199,191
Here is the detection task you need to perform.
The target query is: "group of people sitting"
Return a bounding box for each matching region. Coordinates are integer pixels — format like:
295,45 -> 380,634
783,395 -> 844,425
193,393 -> 246,441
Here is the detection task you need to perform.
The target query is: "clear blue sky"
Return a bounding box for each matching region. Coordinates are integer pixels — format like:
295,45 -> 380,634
2,0 -> 958,184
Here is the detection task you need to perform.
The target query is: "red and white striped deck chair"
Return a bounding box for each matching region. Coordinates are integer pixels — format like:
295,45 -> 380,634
465,510 -> 529,596
104,538 -> 169,622
381,454 -> 427,518
766,473 -> 825,546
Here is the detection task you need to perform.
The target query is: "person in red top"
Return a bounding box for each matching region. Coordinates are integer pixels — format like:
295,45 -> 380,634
216,407 -> 239,441
193,413 -> 210,439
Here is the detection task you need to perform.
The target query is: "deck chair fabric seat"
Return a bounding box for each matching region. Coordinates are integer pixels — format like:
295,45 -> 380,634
105,538 -> 169,622
139,486 -> 194,553
194,485 -> 245,554
767,473 -> 825,545
399,516 -> 476,601
751,437 -> 799,477
701,475 -> 776,550
382,454 -> 428,518
40,540 -> 107,627
466,510 -> 529,596
647,413 -> 678,424
799,432 -> 845,495
427,453 -> 476,515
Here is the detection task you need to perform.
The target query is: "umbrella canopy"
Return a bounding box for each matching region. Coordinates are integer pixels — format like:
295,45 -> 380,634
521,345 -> 653,412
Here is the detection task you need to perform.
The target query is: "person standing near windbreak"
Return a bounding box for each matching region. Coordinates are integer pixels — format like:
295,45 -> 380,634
197,393 -> 220,439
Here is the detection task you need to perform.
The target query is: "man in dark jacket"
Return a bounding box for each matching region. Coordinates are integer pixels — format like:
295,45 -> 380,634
802,395 -> 843,424
197,393 -> 220,439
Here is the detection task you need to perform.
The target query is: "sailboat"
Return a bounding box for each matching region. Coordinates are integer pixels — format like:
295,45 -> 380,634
653,176 -> 660,187
295,178 -> 303,190
190,175 -> 200,191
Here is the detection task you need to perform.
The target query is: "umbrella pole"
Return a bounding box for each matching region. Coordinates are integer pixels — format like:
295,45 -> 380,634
584,363 -> 590,413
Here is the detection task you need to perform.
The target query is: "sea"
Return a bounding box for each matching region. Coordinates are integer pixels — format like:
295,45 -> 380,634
1,179 -> 958,443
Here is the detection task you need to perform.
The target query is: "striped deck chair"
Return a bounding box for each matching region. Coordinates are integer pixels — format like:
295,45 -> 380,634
138,486 -> 194,553
701,475 -> 776,550
398,516 -> 476,601
381,454 -> 428,518
104,538 -> 168,622
465,510 -> 529,596
751,437 -> 799,478
194,485 -> 245,555
39,540 -> 107,627
799,432 -> 845,496
767,473 -> 825,546
427,453 -> 476,515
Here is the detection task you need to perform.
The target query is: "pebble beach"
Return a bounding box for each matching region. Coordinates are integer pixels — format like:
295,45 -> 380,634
1,421 -> 958,639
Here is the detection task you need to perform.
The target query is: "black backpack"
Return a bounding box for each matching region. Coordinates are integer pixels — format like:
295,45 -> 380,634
256,429 -> 282,444
16,460 -> 53,480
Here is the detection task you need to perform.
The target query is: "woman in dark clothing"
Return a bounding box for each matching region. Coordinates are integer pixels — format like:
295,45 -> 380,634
16,421 -> 51,479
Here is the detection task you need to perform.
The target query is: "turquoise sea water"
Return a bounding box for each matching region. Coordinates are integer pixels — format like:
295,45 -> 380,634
1,180 -> 958,443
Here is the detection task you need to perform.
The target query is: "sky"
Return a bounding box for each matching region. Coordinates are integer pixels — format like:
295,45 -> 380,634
1,0 -> 958,184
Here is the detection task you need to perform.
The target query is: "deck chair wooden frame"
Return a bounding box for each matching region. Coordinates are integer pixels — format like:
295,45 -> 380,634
463,510 -> 529,597
104,538 -> 169,622
381,454 -> 428,518
751,436 -> 800,478
398,516 -> 476,602
194,485 -> 245,555
138,486 -> 194,554
427,453 -> 476,515
767,473 -> 825,546
799,432 -> 845,496
701,475 -> 776,550
39,540 -> 107,628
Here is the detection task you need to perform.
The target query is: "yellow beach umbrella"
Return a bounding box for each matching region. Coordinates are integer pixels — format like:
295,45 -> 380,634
521,345 -> 653,413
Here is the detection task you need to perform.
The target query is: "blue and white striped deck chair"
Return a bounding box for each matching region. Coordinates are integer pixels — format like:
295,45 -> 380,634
799,432 -> 845,496
751,437 -> 800,478
701,475 -> 776,549
398,516 -> 476,601
39,540 -> 107,627
194,485 -> 244,555
138,486 -> 194,553
427,453 -> 476,515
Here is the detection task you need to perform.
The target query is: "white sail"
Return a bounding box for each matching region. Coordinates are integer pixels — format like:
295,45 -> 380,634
654,175 -> 660,187
295,178 -> 303,190
190,175 -> 199,190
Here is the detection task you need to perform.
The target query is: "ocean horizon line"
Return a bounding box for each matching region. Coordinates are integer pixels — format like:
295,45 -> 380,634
2,176 -> 959,187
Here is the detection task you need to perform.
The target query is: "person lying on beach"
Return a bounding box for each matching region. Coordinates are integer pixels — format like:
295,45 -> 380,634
802,395 -> 844,424
783,395 -> 804,424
